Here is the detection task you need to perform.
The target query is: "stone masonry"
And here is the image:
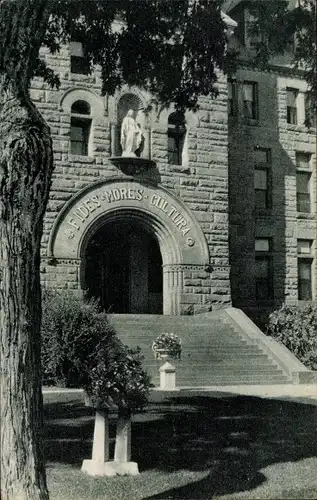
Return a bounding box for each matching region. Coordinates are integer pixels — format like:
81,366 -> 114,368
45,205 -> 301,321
30,38 -> 316,317
34,44 -> 231,314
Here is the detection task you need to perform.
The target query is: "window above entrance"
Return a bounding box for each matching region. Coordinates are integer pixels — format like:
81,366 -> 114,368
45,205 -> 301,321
70,100 -> 92,156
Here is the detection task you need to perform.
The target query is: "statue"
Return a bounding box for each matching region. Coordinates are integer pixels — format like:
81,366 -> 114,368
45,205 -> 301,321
120,109 -> 142,157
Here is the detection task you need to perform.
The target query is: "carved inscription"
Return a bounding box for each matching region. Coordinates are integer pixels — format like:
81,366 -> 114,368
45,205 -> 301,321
64,185 -> 192,239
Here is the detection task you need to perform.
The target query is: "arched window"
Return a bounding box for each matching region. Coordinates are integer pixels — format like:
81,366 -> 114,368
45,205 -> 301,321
168,112 -> 186,165
70,100 -> 91,156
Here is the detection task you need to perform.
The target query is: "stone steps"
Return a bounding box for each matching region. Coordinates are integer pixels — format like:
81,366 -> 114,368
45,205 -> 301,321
109,313 -> 290,387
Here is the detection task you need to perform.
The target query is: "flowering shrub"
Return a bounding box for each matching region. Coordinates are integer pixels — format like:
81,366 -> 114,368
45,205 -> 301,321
152,332 -> 182,360
84,344 -> 152,415
266,304 -> 317,370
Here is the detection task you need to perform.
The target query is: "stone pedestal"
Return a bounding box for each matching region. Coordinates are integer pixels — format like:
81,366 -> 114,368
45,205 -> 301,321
81,412 -> 139,477
159,361 -> 177,390
114,417 -> 131,462
81,410 -> 110,476
111,416 -> 139,475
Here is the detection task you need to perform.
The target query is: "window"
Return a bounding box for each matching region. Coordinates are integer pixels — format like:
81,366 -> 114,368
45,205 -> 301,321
297,240 -> 313,300
305,94 -> 316,127
70,100 -> 91,156
296,151 -> 311,169
254,148 -> 271,211
228,79 -> 237,117
243,82 -> 258,119
168,112 -> 186,165
286,88 -> 298,124
70,41 -> 90,75
296,152 -> 312,213
255,238 -> 274,301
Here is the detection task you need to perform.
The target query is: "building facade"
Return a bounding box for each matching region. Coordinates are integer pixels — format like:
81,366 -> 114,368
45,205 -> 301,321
35,8 -> 316,322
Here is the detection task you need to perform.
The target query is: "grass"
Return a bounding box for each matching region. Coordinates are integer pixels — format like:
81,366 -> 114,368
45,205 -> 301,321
44,390 -> 317,500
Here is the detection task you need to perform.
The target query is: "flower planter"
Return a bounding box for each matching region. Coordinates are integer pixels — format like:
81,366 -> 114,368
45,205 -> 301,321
154,348 -> 170,360
152,333 -> 182,361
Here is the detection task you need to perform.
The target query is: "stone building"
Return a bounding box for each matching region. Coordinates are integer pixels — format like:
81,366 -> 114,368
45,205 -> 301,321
35,4 -> 316,323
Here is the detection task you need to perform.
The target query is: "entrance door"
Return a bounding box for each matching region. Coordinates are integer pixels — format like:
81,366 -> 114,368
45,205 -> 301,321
103,238 -> 130,313
85,220 -> 163,314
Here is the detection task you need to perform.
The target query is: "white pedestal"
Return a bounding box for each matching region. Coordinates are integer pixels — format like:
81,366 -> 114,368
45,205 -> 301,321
82,413 -> 139,476
81,410 -> 109,476
114,417 -> 131,462
160,361 -> 176,390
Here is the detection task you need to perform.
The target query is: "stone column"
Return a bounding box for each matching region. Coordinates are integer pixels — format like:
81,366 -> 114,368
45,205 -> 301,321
81,410 -> 110,476
111,123 -> 117,156
102,415 -> 139,476
114,417 -> 131,462
163,265 -> 183,315
92,410 -> 109,462
141,127 -> 151,159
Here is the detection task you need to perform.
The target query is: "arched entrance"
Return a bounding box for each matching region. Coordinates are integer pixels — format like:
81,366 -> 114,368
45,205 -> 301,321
47,177 -> 211,315
85,218 -> 163,314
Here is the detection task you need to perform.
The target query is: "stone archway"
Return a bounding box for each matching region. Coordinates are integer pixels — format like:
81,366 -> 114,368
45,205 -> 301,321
48,177 -> 210,314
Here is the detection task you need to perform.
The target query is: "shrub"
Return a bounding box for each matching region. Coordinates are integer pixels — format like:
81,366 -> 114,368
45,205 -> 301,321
266,304 -> 317,370
41,289 -> 117,387
41,289 -> 152,412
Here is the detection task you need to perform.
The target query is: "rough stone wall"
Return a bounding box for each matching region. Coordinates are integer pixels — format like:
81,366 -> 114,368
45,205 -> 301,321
228,67 -> 316,318
31,45 -> 231,312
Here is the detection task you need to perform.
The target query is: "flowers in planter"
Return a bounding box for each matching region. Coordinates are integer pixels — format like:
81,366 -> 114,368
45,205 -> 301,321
84,344 -> 153,414
152,332 -> 182,360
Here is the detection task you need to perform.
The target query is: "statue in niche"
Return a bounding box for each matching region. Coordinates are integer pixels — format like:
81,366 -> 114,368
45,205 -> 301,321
120,109 -> 142,157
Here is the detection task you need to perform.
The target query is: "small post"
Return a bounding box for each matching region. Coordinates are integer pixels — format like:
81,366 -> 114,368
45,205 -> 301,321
160,361 -> 176,390
101,415 -> 139,476
114,416 -> 131,462
92,410 -> 109,462
81,409 -> 110,476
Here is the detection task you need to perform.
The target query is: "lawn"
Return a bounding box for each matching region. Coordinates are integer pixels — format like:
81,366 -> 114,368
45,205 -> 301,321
44,390 -> 317,500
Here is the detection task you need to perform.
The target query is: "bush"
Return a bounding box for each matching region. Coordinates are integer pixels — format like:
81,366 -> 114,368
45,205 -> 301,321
266,304 -> 317,370
41,289 -> 118,387
41,290 -> 152,414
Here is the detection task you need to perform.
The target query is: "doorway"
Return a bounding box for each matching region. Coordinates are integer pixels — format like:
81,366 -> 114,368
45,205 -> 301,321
84,219 -> 163,314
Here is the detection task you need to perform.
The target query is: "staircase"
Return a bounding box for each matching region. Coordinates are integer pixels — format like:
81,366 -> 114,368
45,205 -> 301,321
109,310 -> 291,387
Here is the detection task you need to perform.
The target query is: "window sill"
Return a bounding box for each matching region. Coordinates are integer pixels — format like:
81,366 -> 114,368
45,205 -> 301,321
285,123 -> 314,133
68,154 -> 95,163
297,212 -> 315,220
168,164 -> 191,173
68,73 -> 96,83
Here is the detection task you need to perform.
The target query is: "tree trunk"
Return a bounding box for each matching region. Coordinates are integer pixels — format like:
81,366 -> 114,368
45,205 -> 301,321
0,2 -> 53,499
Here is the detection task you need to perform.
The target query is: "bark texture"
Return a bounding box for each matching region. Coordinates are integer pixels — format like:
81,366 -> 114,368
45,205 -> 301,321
0,1 -> 53,499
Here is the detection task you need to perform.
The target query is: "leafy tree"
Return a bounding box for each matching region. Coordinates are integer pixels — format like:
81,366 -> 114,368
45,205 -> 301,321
247,0 -> 316,119
0,1 -> 234,498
